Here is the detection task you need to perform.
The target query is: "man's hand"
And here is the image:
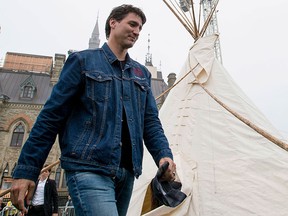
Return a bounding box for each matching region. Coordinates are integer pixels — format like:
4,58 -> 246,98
10,179 -> 35,215
159,157 -> 176,182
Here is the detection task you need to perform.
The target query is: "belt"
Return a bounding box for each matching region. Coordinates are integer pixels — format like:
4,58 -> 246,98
31,205 -> 44,210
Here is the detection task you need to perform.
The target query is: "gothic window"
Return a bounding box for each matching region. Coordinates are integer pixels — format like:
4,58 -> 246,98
55,165 -> 67,189
20,84 -> 36,99
20,76 -> 36,100
55,166 -> 61,188
61,171 -> 67,188
22,85 -> 33,98
10,122 -> 25,147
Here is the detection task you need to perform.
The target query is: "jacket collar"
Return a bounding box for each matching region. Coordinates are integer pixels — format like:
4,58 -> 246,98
101,42 -> 132,66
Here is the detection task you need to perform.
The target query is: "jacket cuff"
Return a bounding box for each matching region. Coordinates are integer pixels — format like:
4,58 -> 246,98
12,165 -> 40,182
155,149 -> 173,166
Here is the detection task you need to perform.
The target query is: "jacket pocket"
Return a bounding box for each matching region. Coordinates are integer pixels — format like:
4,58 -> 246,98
133,79 -> 150,92
85,71 -> 112,102
133,79 -> 150,110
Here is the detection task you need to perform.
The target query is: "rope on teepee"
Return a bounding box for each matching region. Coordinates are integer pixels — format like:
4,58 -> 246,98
191,73 -> 288,152
156,63 -> 288,152
156,64 -> 198,100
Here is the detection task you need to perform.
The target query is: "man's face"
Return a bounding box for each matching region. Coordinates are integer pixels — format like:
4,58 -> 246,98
110,12 -> 143,49
40,170 -> 50,179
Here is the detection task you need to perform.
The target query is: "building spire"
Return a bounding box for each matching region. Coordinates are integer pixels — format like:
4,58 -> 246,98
89,12 -> 100,49
145,34 -> 153,66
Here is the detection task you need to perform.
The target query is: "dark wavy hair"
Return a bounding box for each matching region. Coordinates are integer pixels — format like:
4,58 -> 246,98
105,4 -> 146,39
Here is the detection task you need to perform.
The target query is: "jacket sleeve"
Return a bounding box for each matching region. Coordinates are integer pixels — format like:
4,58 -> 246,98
13,52 -> 84,182
142,68 -> 173,166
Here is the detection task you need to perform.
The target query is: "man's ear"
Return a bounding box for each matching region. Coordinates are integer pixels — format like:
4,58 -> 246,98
110,18 -> 117,29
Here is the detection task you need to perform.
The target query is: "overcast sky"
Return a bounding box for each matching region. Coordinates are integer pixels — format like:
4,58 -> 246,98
0,0 -> 287,138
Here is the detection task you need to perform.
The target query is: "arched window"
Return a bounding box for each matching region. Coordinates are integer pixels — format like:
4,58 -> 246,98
10,122 -> 25,147
20,76 -> 37,100
55,165 -> 67,189
22,85 -> 34,98
61,171 -> 67,188
55,166 -> 61,188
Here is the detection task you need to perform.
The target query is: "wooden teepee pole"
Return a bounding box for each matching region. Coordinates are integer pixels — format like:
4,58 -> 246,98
0,159 -> 60,197
193,76 -> 288,151
155,64 -> 198,100
0,188 -> 11,198
156,62 -> 288,152
163,0 -> 196,38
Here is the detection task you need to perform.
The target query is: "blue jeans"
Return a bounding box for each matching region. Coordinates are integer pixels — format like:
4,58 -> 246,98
66,168 -> 135,216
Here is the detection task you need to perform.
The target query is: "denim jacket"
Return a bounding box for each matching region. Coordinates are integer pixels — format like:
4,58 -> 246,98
13,43 -> 173,182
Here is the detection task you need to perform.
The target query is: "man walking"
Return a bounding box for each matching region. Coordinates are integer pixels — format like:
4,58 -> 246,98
11,4 -> 176,216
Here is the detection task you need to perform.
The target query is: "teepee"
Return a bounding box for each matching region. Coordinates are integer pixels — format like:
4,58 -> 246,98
127,0 -> 288,215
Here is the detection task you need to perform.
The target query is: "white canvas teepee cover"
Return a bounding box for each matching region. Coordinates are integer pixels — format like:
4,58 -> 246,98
127,34 -> 288,216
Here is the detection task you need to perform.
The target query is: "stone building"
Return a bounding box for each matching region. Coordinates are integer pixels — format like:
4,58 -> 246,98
0,52 -> 67,204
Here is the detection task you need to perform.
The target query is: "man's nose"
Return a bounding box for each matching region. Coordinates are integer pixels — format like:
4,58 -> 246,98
133,27 -> 141,35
